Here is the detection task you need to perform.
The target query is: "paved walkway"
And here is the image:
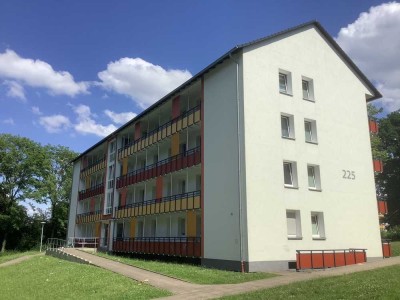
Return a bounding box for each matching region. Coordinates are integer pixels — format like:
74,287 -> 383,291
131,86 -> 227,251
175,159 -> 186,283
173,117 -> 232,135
0,252 -> 45,268
61,249 -> 400,299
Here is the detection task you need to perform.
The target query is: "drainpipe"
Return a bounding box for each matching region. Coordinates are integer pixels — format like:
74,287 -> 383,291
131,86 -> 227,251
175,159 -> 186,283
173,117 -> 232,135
230,52 -> 245,273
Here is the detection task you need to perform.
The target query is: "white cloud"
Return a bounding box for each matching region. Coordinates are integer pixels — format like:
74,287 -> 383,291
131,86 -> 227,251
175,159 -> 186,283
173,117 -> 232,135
4,80 -> 26,101
2,118 -> 14,125
39,114 -> 71,133
97,57 -> 192,108
336,2 -> 400,112
0,49 -> 89,97
73,104 -> 117,137
104,109 -> 136,124
31,106 -> 43,115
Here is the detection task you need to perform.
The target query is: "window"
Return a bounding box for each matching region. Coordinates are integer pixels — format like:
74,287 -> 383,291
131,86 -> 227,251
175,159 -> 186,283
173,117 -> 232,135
178,218 -> 186,236
286,210 -> 302,239
116,223 -> 124,238
311,212 -> 325,239
150,219 -> 156,237
283,161 -> 298,187
304,119 -> 318,143
105,191 -> 113,214
281,114 -> 295,139
302,76 -> 314,101
307,164 -> 321,190
279,70 -> 292,95
136,221 -> 144,238
279,73 -> 288,93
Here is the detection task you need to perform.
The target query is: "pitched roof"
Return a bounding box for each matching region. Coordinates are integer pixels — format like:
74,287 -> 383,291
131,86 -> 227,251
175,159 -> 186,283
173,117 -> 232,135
72,20 -> 381,162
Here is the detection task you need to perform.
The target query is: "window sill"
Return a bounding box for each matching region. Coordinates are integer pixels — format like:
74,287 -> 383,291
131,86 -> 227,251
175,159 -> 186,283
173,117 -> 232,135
312,237 -> 326,240
280,91 -> 293,97
282,136 -> 295,140
288,236 -> 303,240
305,140 -> 318,145
303,98 -> 315,102
308,188 -> 322,192
284,185 -> 299,190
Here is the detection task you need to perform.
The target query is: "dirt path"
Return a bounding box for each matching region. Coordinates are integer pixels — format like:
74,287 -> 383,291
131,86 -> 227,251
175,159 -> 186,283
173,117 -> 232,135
0,253 -> 45,268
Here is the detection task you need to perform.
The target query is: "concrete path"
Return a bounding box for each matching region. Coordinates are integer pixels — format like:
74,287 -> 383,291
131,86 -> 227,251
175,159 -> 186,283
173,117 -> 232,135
0,252 -> 45,268
61,249 -> 400,299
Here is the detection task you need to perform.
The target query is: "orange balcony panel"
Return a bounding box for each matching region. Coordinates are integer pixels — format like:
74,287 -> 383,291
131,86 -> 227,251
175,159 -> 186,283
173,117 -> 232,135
369,119 -> 378,134
378,200 -> 388,215
373,160 -> 383,172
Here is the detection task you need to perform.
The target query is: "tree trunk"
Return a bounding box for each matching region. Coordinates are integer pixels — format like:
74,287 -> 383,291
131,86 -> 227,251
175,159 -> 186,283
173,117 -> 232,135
1,232 -> 7,253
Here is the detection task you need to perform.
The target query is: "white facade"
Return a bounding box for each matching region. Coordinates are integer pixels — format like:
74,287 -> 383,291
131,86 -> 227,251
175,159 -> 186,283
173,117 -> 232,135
67,22 -> 382,272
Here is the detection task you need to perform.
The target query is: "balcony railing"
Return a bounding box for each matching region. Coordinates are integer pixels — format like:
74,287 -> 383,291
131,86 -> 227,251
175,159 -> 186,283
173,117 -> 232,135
80,157 -> 106,178
296,248 -> 367,271
113,237 -> 201,258
78,183 -> 105,201
118,105 -> 201,159
115,190 -> 201,219
378,200 -> 388,215
369,118 -> 378,134
116,146 -> 201,189
76,210 -> 102,224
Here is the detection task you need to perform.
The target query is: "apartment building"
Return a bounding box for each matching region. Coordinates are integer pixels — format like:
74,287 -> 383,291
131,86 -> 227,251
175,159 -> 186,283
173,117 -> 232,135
67,21 -> 383,271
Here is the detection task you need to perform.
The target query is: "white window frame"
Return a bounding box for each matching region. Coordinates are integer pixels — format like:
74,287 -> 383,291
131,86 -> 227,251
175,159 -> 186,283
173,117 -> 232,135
302,76 -> 315,101
304,119 -> 318,144
311,212 -> 326,239
279,69 -> 292,95
281,113 -> 295,139
283,161 -> 298,188
286,210 -> 302,239
307,164 -> 321,191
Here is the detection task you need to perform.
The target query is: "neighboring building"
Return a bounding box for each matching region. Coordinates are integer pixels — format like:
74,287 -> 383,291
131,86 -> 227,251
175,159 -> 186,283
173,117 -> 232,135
67,21 -> 383,272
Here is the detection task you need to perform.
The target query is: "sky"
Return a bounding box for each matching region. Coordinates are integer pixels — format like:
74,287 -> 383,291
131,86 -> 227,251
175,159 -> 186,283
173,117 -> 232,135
0,0 -> 399,154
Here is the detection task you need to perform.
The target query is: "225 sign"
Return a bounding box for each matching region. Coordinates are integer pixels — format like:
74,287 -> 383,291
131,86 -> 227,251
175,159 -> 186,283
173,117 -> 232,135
342,170 -> 355,180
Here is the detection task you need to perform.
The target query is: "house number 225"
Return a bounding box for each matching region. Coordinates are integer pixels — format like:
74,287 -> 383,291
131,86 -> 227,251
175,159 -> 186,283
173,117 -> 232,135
342,170 -> 355,180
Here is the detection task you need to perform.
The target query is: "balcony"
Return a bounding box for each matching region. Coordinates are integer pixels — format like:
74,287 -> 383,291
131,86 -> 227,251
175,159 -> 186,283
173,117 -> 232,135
76,210 -> 102,224
78,183 -> 105,201
118,105 -> 201,160
113,237 -> 201,258
116,146 -> 201,189
80,156 -> 106,178
378,200 -> 388,215
115,191 -> 201,219
373,160 -> 383,173
369,118 -> 378,134
296,248 -> 367,270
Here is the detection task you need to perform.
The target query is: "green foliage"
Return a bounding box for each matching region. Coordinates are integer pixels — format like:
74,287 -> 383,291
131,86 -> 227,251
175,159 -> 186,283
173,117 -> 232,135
222,265 -> 400,300
391,241 -> 400,257
375,110 -> 400,225
0,134 -> 78,251
95,252 -> 276,284
0,255 -> 170,299
381,225 -> 400,241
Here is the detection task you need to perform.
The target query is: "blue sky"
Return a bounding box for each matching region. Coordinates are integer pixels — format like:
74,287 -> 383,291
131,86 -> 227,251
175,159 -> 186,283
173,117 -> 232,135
1,0 -> 399,153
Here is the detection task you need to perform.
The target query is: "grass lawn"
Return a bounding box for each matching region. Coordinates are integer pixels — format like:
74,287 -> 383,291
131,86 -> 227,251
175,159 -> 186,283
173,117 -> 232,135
95,252 -> 276,284
0,255 -> 170,300
221,265 -> 400,299
391,241 -> 400,257
0,251 -> 39,264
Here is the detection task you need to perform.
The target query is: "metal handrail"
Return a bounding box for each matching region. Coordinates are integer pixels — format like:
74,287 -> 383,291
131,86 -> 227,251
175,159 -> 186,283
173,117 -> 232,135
118,105 -> 200,154
116,146 -> 200,184
81,156 -> 106,173
76,209 -> 102,218
115,190 -> 200,211
79,183 -> 104,195
47,238 -> 68,250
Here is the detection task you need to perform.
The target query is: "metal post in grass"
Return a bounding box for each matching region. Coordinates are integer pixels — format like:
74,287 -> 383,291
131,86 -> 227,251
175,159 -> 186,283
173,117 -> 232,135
39,221 -> 46,252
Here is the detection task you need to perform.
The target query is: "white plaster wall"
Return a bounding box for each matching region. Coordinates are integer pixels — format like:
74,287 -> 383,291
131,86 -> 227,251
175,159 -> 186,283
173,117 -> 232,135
67,160 -> 81,239
242,25 -> 382,263
203,58 -> 246,261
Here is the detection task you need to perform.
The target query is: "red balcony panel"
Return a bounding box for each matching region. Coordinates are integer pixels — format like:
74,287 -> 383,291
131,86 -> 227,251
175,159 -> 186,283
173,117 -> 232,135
382,242 -> 392,258
296,249 -> 367,270
373,160 -> 383,172
369,119 -> 378,134
378,200 -> 388,215
79,184 -> 104,201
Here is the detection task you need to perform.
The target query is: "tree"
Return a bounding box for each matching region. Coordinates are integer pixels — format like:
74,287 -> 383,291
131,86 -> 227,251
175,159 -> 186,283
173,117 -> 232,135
375,110 -> 400,226
0,134 -> 49,252
30,145 -> 78,239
